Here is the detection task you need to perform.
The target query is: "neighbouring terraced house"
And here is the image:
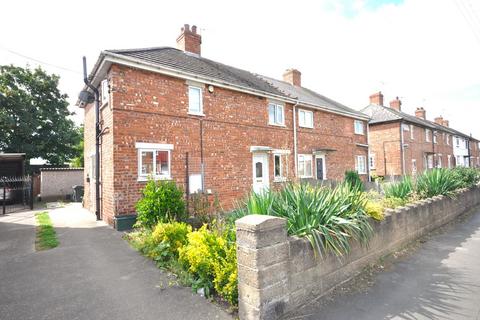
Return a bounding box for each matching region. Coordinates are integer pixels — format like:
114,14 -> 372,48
79,24 -> 370,227
362,92 -> 479,179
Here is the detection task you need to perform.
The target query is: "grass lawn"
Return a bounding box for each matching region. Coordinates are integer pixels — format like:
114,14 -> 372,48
35,211 -> 59,250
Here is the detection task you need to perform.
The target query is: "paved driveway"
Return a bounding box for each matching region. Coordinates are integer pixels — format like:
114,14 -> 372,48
288,209 -> 480,320
0,204 -> 231,320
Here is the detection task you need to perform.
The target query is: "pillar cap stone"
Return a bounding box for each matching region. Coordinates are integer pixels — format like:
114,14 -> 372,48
236,214 -> 286,231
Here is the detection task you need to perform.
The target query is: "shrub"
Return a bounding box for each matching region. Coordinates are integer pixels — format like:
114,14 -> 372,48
365,200 -> 384,221
148,222 -> 191,265
233,183 -> 373,257
344,170 -> 364,191
178,225 -> 237,304
383,176 -> 414,200
135,180 -> 186,228
416,169 -> 462,198
382,197 -> 407,209
451,167 -> 480,188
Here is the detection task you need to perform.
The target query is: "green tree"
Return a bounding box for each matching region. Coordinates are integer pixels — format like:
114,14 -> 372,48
70,126 -> 84,167
0,65 -> 81,164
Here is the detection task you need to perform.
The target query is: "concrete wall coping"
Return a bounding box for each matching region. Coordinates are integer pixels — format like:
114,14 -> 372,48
236,215 -> 286,232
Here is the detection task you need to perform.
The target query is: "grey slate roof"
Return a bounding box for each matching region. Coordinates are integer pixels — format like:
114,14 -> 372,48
258,76 -> 366,118
361,104 -> 473,138
106,47 -> 286,97
104,47 -> 366,118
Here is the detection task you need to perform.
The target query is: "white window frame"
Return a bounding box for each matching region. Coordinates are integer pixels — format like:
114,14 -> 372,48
412,159 -> 417,174
410,125 -> 414,140
298,109 -> 314,128
298,154 -> 313,178
273,154 -> 286,182
425,129 -> 431,142
268,103 -> 285,126
355,155 -> 367,174
447,134 -> 450,145
188,85 -> 204,115
433,131 -> 437,144
447,155 -> 451,168
101,79 -> 109,106
437,154 -> 442,168
456,137 -> 460,147
136,142 -> 174,181
354,120 -> 364,135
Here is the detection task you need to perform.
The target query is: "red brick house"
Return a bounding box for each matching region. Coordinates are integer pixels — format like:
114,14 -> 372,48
362,92 -> 465,178
79,24 -> 370,227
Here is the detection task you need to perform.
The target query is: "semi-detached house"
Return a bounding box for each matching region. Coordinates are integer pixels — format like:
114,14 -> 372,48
79,24 -> 370,227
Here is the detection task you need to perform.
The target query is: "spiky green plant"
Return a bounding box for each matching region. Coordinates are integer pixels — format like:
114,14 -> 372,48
232,183 -> 373,257
383,176 -> 414,200
416,168 -> 462,198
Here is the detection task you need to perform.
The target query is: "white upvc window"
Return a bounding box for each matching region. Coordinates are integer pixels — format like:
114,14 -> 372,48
456,137 -> 460,147
425,129 -> 431,142
369,154 -> 375,170
412,159 -> 417,174
447,155 -> 452,168
273,154 -> 286,182
428,154 -> 434,169
101,79 -> 109,106
268,103 -> 285,126
298,154 -> 313,178
410,125 -> 414,139
355,155 -> 367,174
354,120 -> 364,135
402,123 -> 410,131
446,134 -> 450,145
136,142 -> 173,181
437,155 -> 442,168
188,86 -> 203,115
298,109 -> 313,128
433,131 -> 437,144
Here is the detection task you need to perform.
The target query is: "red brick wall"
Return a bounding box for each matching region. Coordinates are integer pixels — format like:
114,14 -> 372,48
369,122 -> 401,177
84,64 -> 368,224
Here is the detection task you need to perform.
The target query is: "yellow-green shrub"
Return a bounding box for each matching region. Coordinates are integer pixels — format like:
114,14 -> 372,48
382,197 -> 407,209
178,225 -> 238,305
151,221 -> 191,255
365,200 -> 384,221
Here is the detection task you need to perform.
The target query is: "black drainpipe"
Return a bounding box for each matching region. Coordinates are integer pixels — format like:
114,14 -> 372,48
83,57 -> 101,221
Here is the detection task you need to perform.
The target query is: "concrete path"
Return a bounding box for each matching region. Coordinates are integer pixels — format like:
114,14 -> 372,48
288,209 -> 480,320
0,204 -> 231,320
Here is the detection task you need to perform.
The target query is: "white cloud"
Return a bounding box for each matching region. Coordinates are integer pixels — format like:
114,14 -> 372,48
1,0 -> 479,137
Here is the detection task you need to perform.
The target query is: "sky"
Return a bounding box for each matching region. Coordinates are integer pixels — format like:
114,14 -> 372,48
1,0 -> 479,137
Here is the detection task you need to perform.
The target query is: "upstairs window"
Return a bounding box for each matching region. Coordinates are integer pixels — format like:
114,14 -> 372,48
433,131 -> 437,144
456,137 -> 460,147
354,120 -> 364,135
425,129 -> 431,142
188,86 -> 203,115
410,125 -> 414,140
298,109 -> 313,128
268,103 -> 284,126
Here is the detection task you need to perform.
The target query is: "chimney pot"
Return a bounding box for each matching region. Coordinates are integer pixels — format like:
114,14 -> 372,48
415,107 -> 426,120
389,96 -> 402,111
177,24 -> 202,55
369,91 -> 384,106
283,69 -> 301,86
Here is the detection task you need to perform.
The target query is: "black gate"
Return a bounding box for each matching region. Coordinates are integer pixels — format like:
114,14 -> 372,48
1,176 -> 33,215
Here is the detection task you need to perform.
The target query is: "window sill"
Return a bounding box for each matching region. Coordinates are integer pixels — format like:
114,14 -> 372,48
269,123 -> 286,127
274,177 -> 287,183
188,112 -> 205,117
299,125 -> 314,129
354,132 -> 365,136
137,176 -> 172,182
299,176 -> 313,179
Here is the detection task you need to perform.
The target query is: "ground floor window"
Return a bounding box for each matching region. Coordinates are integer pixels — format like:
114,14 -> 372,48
437,155 -> 442,168
355,155 -> 367,174
298,154 -> 313,178
136,142 -> 173,180
412,159 -> 417,174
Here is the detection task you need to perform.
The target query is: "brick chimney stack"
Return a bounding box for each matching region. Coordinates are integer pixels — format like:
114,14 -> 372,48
283,69 -> 301,86
389,97 -> 402,111
434,116 -> 444,125
177,24 -> 202,55
415,107 -> 426,120
369,92 -> 384,106
443,119 -> 449,127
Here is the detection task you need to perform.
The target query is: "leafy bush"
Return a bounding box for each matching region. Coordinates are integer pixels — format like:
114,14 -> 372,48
383,176 -> 414,200
233,183 -> 372,257
416,169 -> 462,198
148,222 -> 192,265
451,167 -> 480,188
135,180 -> 186,228
365,200 -> 384,221
344,170 -> 364,191
178,225 -> 237,304
382,197 -> 407,209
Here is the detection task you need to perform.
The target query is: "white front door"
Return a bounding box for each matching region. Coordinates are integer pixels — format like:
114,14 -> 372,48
252,153 -> 269,193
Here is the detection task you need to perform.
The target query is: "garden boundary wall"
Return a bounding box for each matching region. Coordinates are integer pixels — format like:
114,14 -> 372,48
235,186 -> 480,320
40,168 -> 83,201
